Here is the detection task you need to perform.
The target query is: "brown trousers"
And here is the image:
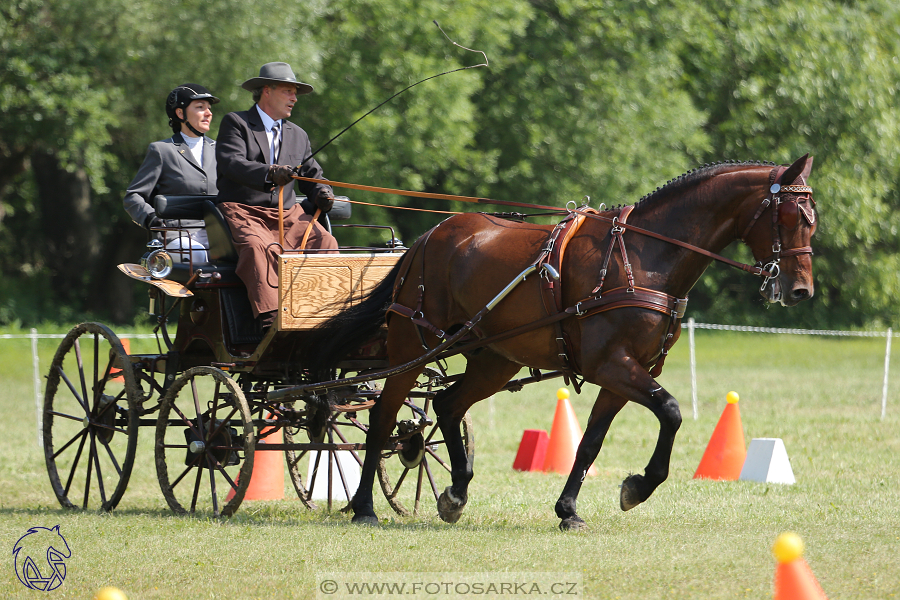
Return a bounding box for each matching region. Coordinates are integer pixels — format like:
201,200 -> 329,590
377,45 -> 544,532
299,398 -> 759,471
219,202 -> 338,317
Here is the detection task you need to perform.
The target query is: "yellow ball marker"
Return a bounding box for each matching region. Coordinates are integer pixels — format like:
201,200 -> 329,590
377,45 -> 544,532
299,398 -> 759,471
94,587 -> 129,600
772,531 -> 805,563
726,391 -> 740,404
557,388 -> 570,400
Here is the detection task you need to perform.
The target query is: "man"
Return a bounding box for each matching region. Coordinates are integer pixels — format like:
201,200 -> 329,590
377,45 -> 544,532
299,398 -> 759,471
216,62 -> 338,328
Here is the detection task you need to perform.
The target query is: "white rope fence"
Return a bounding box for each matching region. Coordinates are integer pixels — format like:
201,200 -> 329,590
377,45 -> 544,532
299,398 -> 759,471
2,321 -> 895,448
685,318 -> 895,421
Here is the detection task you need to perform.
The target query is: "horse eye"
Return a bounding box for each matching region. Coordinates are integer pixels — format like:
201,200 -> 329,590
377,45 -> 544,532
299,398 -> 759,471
779,200 -> 799,229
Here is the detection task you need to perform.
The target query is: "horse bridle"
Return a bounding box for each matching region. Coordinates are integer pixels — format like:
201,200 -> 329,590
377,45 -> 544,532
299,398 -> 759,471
740,166 -> 816,292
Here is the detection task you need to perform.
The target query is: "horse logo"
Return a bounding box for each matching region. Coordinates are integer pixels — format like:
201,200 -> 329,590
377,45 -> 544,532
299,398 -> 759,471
12,525 -> 71,591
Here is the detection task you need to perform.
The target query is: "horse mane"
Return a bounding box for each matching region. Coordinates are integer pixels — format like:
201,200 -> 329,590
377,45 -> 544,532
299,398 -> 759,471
628,160 -> 776,213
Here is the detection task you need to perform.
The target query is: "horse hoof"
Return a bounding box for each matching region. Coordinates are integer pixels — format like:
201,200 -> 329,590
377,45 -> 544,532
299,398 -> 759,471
619,475 -> 644,511
559,517 -> 588,532
352,514 -> 379,526
437,488 -> 466,524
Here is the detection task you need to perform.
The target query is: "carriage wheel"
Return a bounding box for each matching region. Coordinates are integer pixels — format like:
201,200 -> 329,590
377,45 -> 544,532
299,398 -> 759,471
377,403 -> 474,517
155,367 -> 255,517
283,427 -> 317,510
283,403 -> 368,511
43,322 -> 139,511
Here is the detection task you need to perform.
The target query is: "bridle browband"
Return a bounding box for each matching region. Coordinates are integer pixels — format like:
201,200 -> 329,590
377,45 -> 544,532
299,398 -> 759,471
738,165 -> 815,291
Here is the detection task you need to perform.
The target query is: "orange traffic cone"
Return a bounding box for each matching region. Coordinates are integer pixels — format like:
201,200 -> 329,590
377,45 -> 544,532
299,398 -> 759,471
112,339 -> 131,382
226,422 -> 284,501
772,532 -> 828,599
542,388 -> 599,476
693,391 -> 746,480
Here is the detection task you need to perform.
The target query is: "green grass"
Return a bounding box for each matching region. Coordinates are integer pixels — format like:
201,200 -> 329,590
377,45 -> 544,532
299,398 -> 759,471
1,325 -> 898,599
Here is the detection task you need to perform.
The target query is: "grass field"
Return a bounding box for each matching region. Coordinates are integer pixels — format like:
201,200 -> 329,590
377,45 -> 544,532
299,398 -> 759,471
0,325 -> 898,599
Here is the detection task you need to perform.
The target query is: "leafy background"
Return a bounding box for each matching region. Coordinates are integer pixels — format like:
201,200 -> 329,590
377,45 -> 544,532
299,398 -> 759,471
1,0 -> 898,329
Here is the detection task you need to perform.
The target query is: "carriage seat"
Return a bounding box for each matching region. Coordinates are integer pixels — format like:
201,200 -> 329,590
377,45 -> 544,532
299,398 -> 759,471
153,194 -> 352,285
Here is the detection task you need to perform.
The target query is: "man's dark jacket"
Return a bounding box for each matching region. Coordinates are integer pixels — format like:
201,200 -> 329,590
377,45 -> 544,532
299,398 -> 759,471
215,105 -> 333,209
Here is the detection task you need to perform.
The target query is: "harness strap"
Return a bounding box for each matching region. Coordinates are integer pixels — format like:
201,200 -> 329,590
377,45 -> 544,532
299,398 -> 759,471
575,287 -> 687,320
592,205 -> 635,296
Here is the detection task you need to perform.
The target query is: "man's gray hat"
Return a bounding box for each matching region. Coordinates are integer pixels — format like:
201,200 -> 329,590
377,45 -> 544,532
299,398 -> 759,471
241,62 -> 314,95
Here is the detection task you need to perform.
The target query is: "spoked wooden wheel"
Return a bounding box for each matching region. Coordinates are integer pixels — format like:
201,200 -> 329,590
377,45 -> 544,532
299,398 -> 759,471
378,400 -> 474,517
43,322 -> 139,511
155,367 -> 255,517
284,399 -> 369,511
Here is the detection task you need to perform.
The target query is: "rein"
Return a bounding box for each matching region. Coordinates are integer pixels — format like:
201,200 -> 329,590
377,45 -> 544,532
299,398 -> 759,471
294,174 -> 802,280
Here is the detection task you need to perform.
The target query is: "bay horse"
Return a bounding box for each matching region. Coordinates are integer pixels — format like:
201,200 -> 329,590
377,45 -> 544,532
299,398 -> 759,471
313,154 -> 817,529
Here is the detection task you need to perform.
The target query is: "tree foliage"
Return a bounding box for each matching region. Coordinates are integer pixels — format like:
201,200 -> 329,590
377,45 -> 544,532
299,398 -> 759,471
1,0 -> 898,329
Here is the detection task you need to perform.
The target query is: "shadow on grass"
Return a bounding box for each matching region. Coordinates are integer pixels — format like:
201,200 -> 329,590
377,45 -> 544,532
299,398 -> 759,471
0,503 -> 577,534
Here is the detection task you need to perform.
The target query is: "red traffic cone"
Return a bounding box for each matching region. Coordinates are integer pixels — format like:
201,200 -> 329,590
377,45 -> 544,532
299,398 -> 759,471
773,532 -> 828,599
512,429 -> 549,472
542,389 -> 599,476
226,422 -> 284,501
694,391 -> 746,480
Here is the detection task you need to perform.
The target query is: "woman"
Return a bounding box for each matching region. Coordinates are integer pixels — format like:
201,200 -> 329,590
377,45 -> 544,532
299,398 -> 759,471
123,83 -> 219,262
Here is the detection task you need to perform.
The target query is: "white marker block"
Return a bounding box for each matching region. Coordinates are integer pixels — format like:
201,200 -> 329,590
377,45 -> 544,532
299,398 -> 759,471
739,438 -> 796,485
306,450 -> 361,500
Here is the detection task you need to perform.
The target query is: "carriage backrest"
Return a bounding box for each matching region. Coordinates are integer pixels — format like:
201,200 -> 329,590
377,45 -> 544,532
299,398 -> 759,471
153,194 -> 353,265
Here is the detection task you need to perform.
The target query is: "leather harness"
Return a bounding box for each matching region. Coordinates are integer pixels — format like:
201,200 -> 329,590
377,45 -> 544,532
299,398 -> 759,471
383,165 -> 815,382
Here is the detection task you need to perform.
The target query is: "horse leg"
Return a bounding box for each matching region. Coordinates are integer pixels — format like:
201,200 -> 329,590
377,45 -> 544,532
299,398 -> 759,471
555,389 -> 627,531
351,321 -> 428,525
432,351 -> 521,523
599,359 -> 682,512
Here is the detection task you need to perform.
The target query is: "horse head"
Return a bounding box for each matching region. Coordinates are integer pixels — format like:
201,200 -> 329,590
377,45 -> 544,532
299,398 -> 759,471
742,154 -> 817,306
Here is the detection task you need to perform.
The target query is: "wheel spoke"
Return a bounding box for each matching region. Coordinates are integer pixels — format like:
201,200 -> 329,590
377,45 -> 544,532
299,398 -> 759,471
63,431 -> 89,495
424,458 -> 439,502
170,401 -> 203,441
189,459 -> 204,513
55,366 -> 89,415
53,428 -> 88,460
171,454 -> 203,489
207,454 -> 220,517
91,432 -> 108,506
99,437 -> 123,476
47,410 -> 87,424
191,377 -> 206,441
92,333 -> 100,408
74,339 -> 90,415
82,433 -> 95,509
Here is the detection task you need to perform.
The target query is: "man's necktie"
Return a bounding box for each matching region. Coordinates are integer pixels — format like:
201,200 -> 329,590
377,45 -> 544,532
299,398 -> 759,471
272,122 -> 281,164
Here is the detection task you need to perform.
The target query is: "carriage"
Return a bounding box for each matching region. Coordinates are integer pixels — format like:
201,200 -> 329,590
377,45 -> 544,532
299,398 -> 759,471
42,155 -> 818,528
41,194 -> 490,517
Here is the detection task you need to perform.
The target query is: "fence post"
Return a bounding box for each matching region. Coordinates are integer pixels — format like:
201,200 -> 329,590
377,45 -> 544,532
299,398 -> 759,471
882,327 -> 892,421
688,317 -> 698,420
31,328 -> 43,448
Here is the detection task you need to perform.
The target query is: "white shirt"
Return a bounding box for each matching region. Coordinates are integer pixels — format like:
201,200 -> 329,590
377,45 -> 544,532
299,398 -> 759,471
181,133 -> 204,166
256,105 -> 281,164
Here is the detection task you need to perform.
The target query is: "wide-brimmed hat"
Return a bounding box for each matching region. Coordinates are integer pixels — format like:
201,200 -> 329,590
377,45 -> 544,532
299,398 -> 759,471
241,62 -> 313,95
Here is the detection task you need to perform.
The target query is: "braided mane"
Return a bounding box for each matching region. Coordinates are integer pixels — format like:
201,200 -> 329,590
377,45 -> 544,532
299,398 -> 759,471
630,160 -> 775,212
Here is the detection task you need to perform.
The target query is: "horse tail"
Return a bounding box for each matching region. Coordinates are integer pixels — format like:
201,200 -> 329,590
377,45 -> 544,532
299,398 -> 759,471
308,254 -> 406,369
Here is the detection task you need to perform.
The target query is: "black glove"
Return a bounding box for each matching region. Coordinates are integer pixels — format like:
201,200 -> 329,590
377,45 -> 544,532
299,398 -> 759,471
314,190 -> 334,213
144,215 -> 164,231
269,165 -> 296,187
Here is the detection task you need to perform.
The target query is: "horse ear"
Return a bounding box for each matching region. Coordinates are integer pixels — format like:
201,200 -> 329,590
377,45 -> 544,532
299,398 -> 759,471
780,153 -> 810,184
800,155 -> 813,181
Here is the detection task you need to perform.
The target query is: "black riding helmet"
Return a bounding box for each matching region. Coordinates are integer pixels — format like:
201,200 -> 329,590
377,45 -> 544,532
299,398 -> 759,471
166,83 -> 220,135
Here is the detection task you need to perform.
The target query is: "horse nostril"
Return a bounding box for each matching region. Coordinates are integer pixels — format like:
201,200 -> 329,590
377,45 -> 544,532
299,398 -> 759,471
792,288 -> 810,301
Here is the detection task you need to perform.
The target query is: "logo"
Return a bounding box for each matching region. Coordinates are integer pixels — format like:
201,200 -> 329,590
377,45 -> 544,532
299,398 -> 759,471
12,525 -> 71,591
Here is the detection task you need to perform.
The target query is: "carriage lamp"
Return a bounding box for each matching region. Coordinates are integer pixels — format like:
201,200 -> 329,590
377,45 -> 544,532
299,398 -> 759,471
140,239 -> 173,279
